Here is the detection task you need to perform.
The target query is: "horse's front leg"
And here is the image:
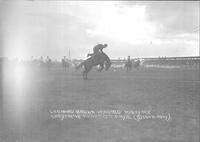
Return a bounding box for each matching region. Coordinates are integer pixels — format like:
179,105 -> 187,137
97,63 -> 104,72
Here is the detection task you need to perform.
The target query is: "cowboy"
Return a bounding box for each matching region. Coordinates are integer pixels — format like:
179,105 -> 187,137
87,43 -> 108,57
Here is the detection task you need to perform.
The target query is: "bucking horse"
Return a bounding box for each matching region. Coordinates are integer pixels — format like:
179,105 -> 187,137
76,52 -> 111,80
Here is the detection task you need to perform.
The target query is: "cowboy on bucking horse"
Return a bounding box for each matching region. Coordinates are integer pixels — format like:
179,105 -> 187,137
76,43 -> 111,79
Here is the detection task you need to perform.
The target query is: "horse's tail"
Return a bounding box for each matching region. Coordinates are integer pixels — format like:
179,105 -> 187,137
76,61 -> 84,70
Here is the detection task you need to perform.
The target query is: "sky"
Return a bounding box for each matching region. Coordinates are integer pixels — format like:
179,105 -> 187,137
0,0 -> 199,60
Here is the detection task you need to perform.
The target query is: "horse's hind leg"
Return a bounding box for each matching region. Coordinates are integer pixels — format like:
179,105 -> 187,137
85,72 -> 88,80
83,69 -> 88,80
82,70 -> 86,80
83,72 -> 88,80
83,63 -> 92,80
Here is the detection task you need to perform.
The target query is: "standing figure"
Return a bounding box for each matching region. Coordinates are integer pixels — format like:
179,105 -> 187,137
39,56 -> 44,68
46,56 -> 52,71
62,56 -> 68,72
125,56 -> 132,72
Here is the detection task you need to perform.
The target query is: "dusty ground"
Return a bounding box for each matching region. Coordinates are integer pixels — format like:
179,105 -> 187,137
1,65 -> 199,142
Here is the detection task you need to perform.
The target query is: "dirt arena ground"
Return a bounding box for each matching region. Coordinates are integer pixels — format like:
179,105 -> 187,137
1,65 -> 199,142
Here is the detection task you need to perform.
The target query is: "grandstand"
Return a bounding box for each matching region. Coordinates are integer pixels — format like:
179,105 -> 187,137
110,56 -> 200,69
